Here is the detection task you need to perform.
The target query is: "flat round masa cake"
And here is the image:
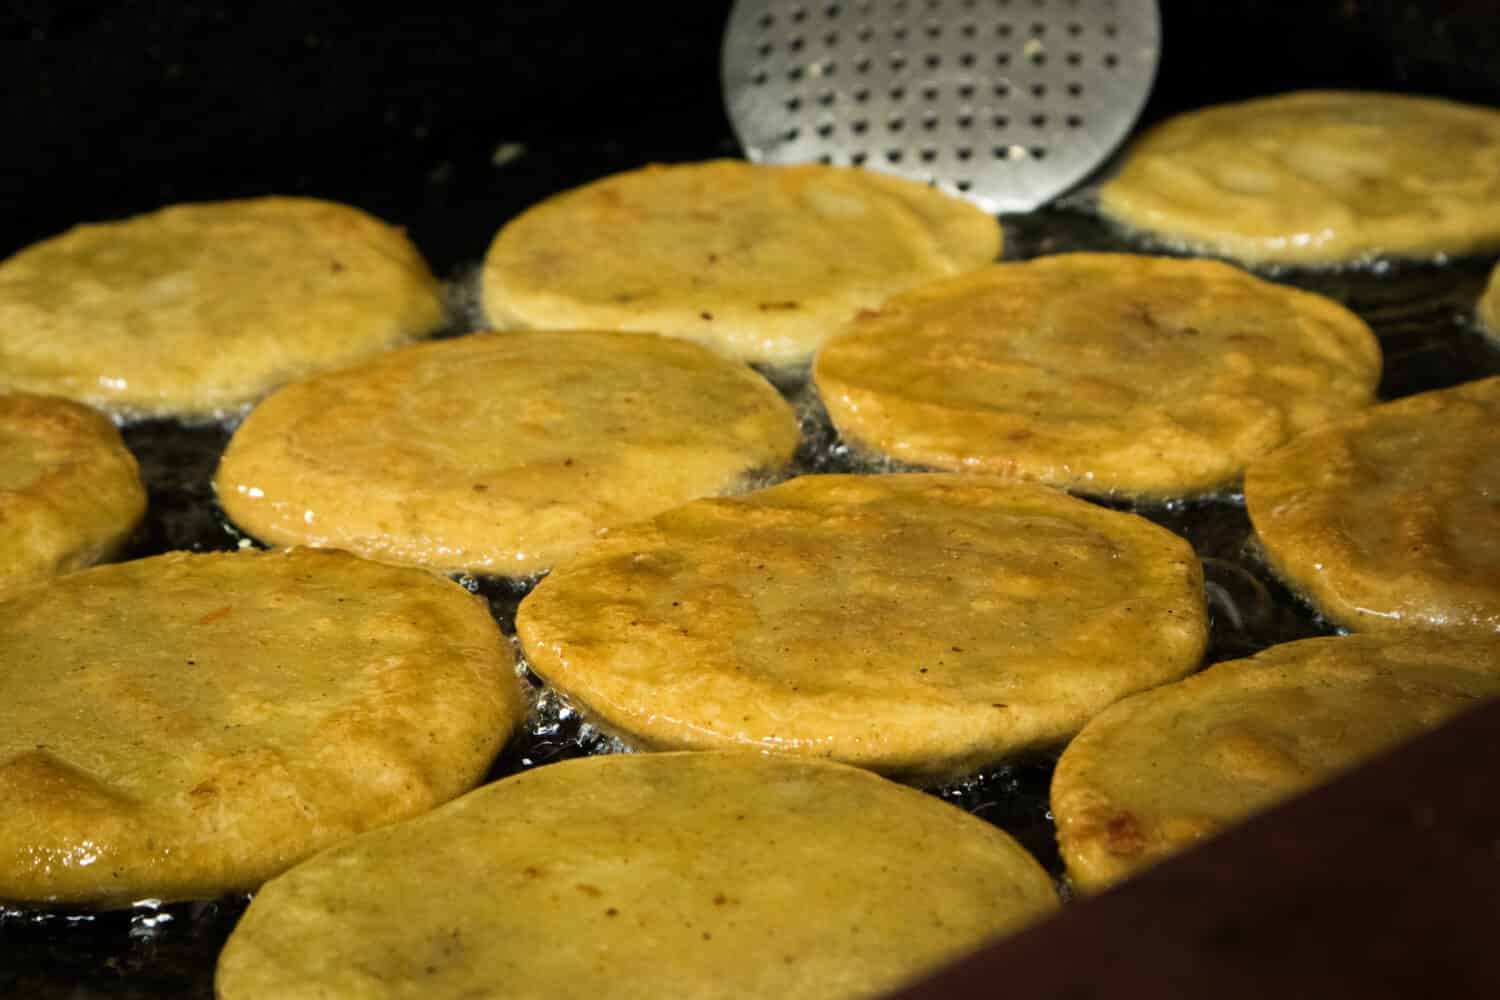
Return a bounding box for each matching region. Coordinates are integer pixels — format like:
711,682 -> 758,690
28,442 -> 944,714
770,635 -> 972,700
0,548 -> 524,906
0,392 -> 145,595
516,474 -> 1208,783
215,330 -> 799,575
1098,91 -> 1500,266
1245,376 -> 1500,633
480,159 -> 1001,368
813,254 -> 1381,498
216,751 -> 1060,1000
1051,631 -> 1500,893
0,197 -> 444,419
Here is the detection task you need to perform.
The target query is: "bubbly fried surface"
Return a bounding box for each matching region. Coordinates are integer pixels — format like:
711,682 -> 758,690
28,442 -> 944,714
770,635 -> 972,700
0,197 -> 444,418
0,549 -> 523,905
481,160 -> 1001,367
216,752 -> 1059,1000
1099,91 -> 1500,265
216,330 -> 799,575
517,474 -> 1208,782
0,393 -> 144,594
1245,376 -> 1500,633
1052,631 -> 1500,892
814,254 -> 1381,498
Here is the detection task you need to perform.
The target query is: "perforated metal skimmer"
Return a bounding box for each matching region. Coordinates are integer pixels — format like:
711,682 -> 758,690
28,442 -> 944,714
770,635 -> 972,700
722,0 -> 1160,214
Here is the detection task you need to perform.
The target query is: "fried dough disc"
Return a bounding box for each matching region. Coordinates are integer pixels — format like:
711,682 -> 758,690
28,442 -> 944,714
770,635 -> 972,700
216,751 -> 1059,1000
516,474 -> 1208,783
813,254 -> 1381,498
1099,92 -> 1500,265
480,160 -> 1001,368
0,197 -> 444,418
0,393 -> 145,594
1052,631 -> 1500,893
0,548 -> 523,905
1478,260 -> 1500,341
215,330 -> 799,575
1245,377 -> 1500,632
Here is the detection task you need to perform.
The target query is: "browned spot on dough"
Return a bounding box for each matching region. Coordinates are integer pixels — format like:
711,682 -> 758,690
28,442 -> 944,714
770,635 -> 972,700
1006,429 -> 1033,441
521,866 -> 542,878
700,311 -> 715,320
472,484 -> 488,492
576,883 -> 602,897
855,308 -> 884,321
525,248 -> 570,276
758,300 -> 800,311
1124,302 -> 1159,329
330,259 -> 346,273
197,606 -> 233,625
605,907 -> 619,917
1105,811 -> 1147,856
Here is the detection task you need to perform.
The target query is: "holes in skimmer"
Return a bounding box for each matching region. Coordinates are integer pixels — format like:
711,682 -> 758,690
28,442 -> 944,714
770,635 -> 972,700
740,0 -> 1146,186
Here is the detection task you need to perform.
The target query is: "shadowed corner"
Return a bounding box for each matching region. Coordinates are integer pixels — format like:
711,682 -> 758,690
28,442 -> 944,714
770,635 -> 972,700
884,694 -> 1500,1000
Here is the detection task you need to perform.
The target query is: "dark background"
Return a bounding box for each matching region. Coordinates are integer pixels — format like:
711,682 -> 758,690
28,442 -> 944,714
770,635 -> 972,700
3,1 -> 1499,273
